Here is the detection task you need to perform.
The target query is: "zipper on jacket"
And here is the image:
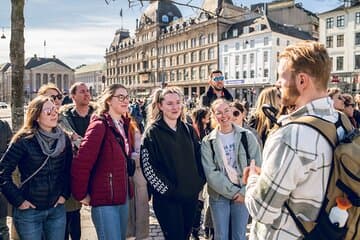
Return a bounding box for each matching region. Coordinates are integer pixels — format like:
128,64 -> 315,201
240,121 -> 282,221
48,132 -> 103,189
109,173 -> 114,201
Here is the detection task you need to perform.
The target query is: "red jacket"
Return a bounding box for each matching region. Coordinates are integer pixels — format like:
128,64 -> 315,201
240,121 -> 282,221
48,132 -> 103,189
71,113 -> 133,206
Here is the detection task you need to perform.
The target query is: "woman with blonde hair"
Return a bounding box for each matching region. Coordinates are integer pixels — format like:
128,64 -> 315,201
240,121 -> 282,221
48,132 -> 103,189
71,84 -> 133,240
0,95 -> 72,240
140,87 -> 205,240
37,83 -> 63,110
248,86 -> 281,145
201,98 -> 262,240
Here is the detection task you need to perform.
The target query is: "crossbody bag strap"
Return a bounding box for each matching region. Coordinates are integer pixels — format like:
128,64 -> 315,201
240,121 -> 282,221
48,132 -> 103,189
19,155 -> 50,188
285,202 -> 309,237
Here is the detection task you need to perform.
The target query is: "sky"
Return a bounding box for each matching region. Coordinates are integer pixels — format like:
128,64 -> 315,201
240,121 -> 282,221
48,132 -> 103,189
0,0 -> 343,68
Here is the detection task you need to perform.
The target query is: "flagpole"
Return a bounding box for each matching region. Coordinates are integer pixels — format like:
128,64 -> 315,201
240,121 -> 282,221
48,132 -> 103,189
44,40 -> 46,58
120,8 -> 123,29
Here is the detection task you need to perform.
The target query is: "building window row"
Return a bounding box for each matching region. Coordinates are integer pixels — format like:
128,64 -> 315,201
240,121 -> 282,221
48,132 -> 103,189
326,15 -> 345,29
326,34 -> 344,48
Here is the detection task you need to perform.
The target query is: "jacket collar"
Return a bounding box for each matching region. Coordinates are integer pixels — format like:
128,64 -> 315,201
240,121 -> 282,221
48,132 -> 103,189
208,123 -> 247,140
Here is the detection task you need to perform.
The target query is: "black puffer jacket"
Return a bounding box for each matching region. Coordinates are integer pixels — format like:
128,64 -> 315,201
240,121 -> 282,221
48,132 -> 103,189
0,134 -> 72,210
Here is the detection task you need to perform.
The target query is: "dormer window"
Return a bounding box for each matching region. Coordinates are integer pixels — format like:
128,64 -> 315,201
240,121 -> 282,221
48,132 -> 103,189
243,26 -> 249,34
233,29 -> 238,37
162,15 -> 169,23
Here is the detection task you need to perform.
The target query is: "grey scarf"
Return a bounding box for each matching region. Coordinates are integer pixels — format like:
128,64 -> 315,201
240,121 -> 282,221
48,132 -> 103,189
35,126 -> 66,158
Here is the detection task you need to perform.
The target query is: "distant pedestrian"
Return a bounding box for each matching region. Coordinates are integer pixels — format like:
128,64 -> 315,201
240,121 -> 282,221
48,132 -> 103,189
0,95 -> 73,240
141,87 -> 205,240
200,70 -> 233,107
71,84 -> 133,240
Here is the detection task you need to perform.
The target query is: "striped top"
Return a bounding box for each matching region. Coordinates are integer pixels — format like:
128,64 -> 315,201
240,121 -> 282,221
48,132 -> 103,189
245,97 -> 346,240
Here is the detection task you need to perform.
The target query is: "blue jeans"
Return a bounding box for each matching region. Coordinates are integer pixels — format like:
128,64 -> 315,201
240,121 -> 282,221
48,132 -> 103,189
91,201 -> 129,240
210,195 -> 249,240
13,204 -> 66,240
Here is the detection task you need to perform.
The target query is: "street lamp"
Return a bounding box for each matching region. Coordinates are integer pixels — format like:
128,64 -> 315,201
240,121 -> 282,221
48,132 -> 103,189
1,27 -> 6,39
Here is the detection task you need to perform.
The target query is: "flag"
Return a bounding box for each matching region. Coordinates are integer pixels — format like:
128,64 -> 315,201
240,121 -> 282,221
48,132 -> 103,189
120,8 -> 123,17
44,40 -> 46,47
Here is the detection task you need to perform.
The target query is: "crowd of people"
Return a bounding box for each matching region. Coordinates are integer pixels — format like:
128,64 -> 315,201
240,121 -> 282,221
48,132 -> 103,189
0,40 -> 359,240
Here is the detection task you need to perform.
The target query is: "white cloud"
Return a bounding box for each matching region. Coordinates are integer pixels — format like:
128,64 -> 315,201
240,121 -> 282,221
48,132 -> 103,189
0,25 -> 117,68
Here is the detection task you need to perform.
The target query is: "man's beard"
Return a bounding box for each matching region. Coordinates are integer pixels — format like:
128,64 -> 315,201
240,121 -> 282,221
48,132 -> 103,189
281,81 -> 300,107
213,85 -> 223,91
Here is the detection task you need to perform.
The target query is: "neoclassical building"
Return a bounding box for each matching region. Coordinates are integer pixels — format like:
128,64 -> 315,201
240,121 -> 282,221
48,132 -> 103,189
0,55 -> 74,103
105,0 -> 257,98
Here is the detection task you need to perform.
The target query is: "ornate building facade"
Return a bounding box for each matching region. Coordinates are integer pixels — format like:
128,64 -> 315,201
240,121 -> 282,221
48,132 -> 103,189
105,0 -> 256,98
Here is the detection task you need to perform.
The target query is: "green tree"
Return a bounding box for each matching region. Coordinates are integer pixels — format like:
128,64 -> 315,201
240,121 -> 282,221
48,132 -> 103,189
10,0 -> 25,132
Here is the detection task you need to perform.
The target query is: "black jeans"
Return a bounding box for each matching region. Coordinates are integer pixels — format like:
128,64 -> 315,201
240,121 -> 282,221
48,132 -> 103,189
64,210 -> 81,240
153,195 -> 197,240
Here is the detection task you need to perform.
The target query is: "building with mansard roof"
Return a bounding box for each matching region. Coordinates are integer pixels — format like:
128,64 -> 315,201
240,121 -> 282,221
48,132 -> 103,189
105,0 -> 257,98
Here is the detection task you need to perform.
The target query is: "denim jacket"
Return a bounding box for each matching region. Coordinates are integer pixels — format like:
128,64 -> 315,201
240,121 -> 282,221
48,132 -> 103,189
201,124 -> 262,200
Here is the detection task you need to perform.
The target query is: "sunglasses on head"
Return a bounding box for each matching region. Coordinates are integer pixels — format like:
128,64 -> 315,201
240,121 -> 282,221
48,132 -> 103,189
50,94 -> 63,101
213,76 -> 224,82
338,95 -> 345,101
42,106 -> 57,116
233,110 -> 241,117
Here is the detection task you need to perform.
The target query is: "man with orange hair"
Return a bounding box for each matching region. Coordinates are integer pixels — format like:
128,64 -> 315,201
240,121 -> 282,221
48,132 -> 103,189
244,41 -> 348,239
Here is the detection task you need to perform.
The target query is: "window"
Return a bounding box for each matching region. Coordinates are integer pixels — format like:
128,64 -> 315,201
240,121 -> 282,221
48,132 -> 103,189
233,29 -> 238,37
208,33 -> 215,43
326,17 -> 334,29
243,71 -> 247,78
235,71 -> 240,79
264,37 -> 269,45
355,55 -> 360,69
242,54 -> 247,65
337,15 -> 345,27
199,35 -> 206,45
356,12 -> 360,24
200,50 -> 206,61
250,53 -> 254,64
191,38 -> 196,48
263,51 -> 268,62
191,52 -> 197,62
224,72 -> 228,79
264,69 -> 269,77
224,45 -> 228,52
355,33 -> 360,45
184,53 -> 189,64
208,48 -> 215,60
250,70 -> 255,78
337,35 -> 344,47
336,56 -> 344,70
200,66 -> 206,80
250,40 -> 255,48
276,38 -> 280,46
191,68 -> 197,80
235,42 -> 240,50
224,57 -> 228,66
326,36 -> 333,48
235,55 -> 240,65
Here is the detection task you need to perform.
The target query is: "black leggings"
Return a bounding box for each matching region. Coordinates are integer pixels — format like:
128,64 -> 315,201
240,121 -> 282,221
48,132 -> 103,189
153,195 -> 197,240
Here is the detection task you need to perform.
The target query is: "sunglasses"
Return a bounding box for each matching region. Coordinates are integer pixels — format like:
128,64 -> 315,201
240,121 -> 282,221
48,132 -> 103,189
345,103 -> 355,107
233,110 -> 241,117
42,106 -> 57,116
113,94 -> 129,102
213,76 -> 224,82
50,94 -> 63,101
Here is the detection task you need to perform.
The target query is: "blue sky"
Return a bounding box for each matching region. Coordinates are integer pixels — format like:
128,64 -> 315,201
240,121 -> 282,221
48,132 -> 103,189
0,0 -> 342,68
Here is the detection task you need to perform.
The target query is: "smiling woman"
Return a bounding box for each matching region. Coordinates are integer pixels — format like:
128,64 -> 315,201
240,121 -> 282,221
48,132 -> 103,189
0,95 -> 73,240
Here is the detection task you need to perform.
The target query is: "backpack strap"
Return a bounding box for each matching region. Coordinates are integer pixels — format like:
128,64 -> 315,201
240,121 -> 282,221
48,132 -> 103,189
210,139 -> 215,159
287,115 -> 337,148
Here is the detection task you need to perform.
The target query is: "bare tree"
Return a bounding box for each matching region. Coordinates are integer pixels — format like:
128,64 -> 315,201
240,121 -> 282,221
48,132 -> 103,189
10,0 -> 25,132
